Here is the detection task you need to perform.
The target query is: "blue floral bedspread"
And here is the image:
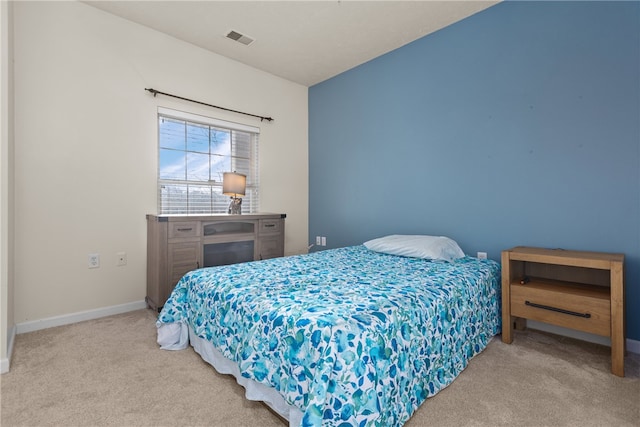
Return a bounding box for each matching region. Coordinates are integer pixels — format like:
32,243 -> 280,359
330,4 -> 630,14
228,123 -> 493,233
157,245 -> 501,427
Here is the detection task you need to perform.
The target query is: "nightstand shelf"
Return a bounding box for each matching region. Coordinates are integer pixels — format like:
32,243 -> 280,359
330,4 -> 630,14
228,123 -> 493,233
501,246 -> 625,377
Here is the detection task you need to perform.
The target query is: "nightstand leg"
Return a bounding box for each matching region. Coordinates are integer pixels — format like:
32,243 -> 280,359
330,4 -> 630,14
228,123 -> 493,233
501,250 -> 513,344
610,261 -> 624,377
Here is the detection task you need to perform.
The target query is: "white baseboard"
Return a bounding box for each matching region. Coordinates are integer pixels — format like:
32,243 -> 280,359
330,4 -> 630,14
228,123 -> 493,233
2,301 -> 147,374
627,337 -> 640,354
0,324 -> 16,374
4,303 -> 640,374
528,320 -> 640,354
15,300 -> 148,335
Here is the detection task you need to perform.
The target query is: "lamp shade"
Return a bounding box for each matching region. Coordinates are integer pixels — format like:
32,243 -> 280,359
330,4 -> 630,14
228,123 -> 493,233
222,172 -> 246,197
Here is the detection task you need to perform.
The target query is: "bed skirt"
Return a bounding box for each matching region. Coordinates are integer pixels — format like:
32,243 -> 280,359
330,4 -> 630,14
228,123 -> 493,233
158,322 -> 303,426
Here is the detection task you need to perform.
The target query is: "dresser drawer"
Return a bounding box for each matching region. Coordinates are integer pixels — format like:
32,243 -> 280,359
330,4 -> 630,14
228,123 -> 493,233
168,242 -> 200,284
258,236 -> 284,260
511,282 -> 610,336
259,219 -> 282,235
168,221 -> 199,239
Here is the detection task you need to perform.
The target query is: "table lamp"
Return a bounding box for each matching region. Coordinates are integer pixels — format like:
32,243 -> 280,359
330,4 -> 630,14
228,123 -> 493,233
223,171 -> 246,215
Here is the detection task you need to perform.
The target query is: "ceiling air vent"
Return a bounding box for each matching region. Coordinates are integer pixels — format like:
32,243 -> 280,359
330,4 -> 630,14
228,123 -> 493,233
225,30 -> 255,46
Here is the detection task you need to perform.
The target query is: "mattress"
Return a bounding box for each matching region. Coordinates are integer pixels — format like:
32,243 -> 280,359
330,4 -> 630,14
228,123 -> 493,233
157,245 -> 501,426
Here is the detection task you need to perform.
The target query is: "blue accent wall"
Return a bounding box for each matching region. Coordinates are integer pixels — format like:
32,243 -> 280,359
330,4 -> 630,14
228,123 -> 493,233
309,1 -> 640,340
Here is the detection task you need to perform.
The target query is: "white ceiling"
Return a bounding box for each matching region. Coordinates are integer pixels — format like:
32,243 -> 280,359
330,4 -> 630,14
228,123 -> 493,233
84,1 -> 499,87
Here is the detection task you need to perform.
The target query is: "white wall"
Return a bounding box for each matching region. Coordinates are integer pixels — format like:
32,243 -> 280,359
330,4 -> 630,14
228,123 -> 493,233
11,1 -> 308,324
1,0 -> 16,373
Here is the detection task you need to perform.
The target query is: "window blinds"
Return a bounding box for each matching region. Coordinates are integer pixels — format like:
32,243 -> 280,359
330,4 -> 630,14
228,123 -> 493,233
157,107 -> 260,214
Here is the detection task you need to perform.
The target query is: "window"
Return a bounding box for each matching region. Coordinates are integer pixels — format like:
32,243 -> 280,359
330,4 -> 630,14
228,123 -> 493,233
157,107 -> 259,214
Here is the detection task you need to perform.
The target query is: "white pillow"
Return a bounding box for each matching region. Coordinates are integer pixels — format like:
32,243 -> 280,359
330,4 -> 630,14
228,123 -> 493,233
363,234 -> 465,262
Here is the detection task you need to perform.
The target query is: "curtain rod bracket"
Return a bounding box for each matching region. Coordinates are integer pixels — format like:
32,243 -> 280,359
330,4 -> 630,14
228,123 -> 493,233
144,88 -> 273,122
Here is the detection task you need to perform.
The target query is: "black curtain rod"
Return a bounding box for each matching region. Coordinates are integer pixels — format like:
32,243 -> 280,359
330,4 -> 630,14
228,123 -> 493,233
145,88 -> 274,122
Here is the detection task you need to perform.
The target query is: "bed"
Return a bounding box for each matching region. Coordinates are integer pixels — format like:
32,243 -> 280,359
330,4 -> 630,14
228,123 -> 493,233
157,235 -> 501,426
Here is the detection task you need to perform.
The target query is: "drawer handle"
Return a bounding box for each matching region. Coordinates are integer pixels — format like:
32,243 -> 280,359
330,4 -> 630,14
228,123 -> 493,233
177,227 -> 193,232
525,300 -> 591,318
264,224 -> 275,228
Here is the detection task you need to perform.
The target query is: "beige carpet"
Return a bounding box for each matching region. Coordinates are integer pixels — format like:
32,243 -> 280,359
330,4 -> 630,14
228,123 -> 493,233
1,309 -> 638,427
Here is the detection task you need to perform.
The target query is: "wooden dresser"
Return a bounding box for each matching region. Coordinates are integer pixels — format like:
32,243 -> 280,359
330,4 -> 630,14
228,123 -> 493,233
501,246 -> 625,376
146,213 -> 286,311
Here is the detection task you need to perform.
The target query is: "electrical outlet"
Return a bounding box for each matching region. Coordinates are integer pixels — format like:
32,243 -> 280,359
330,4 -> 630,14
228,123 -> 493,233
316,236 -> 321,245
321,236 -> 327,246
116,252 -> 127,266
477,252 -> 488,259
88,253 -> 100,269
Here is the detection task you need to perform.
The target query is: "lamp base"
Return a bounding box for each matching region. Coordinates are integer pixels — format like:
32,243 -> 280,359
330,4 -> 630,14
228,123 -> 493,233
228,197 -> 242,215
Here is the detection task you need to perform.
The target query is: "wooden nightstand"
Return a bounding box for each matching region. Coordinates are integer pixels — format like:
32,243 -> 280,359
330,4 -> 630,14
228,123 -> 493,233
501,246 -> 625,377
